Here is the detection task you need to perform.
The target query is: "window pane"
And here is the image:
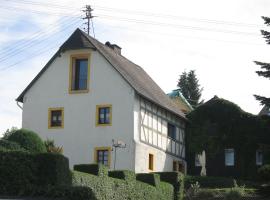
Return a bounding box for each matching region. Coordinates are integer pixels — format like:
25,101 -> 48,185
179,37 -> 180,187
72,58 -> 88,90
225,149 -> 234,166
256,150 -> 263,165
98,107 -> 111,124
51,110 -> 62,127
168,123 -> 176,140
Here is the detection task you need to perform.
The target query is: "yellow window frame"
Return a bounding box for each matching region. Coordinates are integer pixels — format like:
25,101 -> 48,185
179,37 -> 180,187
94,146 -> 112,167
148,153 -> 154,171
69,53 -> 91,94
96,104 -> 112,126
48,107 -> 64,129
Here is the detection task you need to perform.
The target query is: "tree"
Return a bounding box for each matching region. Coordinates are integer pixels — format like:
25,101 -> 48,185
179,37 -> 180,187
177,70 -> 203,107
254,16 -> 270,107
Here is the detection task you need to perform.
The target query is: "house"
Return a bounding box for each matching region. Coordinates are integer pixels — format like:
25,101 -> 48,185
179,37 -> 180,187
186,96 -> 270,178
167,89 -> 193,114
259,105 -> 270,116
16,28 -> 187,173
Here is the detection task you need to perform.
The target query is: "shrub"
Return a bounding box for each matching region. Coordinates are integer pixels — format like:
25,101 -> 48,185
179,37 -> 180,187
0,151 -> 37,195
0,139 -> 26,152
184,175 -> 235,188
35,153 -> 72,187
5,129 -> 46,153
73,167 -> 174,200
136,173 -> 160,186
258,164 -> 270,181
44,139 -> 63,154
108,170 -> 135,181
0,151 -> 71,196
74,164 -> 108,176
224,180 -> 246,200
195,189 -> 216,198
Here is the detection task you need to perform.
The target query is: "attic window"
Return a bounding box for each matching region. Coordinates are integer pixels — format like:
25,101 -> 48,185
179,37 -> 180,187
69,54 -> 90,93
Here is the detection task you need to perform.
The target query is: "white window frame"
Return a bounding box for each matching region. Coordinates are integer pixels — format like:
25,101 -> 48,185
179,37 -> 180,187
225,148 -> 235,166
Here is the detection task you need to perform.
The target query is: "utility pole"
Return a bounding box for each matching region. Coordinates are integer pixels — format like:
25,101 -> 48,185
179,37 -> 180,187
82,5 -> 95,36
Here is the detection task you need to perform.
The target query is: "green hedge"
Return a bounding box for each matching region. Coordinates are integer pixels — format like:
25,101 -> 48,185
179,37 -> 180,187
73,164 -> 174,200
258,164 -> 270,181
0,151 -> 71,196
155,172 -> 185,200
136,173 -> 160,186
108,170 -> 136,181
0,139 -> 26,152
74,164 -> 108,176
184,175 -> 235,188
5,129 -> 46,153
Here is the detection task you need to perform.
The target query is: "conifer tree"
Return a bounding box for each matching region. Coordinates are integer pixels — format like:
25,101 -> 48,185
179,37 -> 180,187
254,16 -> 270,107
177,70 -> 203,107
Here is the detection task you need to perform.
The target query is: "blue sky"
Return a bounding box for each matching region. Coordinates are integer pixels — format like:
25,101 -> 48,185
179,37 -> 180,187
0,0 -> 270,135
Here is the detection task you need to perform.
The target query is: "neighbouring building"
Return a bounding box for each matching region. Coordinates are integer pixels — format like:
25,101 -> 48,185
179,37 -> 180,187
16,28 -> 187,173
186,96 -> 270,178
259,105 -> 270,116
167,89 -> 193,114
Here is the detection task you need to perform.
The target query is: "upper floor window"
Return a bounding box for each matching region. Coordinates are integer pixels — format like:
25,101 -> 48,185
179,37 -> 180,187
96,105 -> 112,126
256,150 -> 263,166
225,148 -> 234,166
69,54 -> 90,93
168,123 -> 176,140
48,108 -> 64,129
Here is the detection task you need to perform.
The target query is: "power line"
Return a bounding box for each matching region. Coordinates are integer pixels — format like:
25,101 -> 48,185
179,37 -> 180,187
82,5 -> 95,35
0,18 -> 81,63
97,14 -> 260,37
0,20 -> 83,72
0,13 -> 80,56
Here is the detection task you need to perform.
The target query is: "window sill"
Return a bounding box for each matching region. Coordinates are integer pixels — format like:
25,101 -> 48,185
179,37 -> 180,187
48,126 -> 64,129
96,123 -> 112,127
69,89 -> 89,94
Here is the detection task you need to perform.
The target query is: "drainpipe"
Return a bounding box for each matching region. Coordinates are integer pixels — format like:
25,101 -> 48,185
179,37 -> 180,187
16,101 -> 23,110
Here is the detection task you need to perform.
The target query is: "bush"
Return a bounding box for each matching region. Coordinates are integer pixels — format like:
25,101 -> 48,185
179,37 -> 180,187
5,129 -> 46,153
136,173 -> 160,186
108,170 -> 135,181
73,167 -> 174,200
0,151 -> 71,196
35,153 -> 72,187
258,164 -> 270,181
0,139 -> 26,152
74,164 -> 108,176
0,151 -> 37,195
184,175 -> 235,188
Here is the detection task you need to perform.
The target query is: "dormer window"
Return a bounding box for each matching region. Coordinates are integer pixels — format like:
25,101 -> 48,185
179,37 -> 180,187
69,54 -> 90,93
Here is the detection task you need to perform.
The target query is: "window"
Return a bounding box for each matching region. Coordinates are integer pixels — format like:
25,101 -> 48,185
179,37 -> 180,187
256,150 -> 263,166
148,153 -> 154,170
225,149 -> 234,166
48,108 -> 64,128
173,160 -> 185,173
195,154 -> 202,167
168,123 -> 176,140
69,54 -> 90,93
94,147 -> 111,167
96,105 -> 112,126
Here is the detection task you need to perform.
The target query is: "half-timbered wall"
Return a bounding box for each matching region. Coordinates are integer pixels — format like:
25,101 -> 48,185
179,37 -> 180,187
139,97 -> 185,159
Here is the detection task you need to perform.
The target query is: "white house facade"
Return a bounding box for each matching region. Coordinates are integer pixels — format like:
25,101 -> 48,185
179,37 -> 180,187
17,29 -> 187,173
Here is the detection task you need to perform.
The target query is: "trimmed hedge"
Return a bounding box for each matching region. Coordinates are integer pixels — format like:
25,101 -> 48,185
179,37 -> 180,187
0,151 -> 71,196
136,173 -> 160,186
0,139 -> 26,152
258,164 -> 270,181
74,164 -> 108,176
155,172 -> 185,200
108,170 -> 136,181
184,175 -> 235,188
5,129 -> 46,153
73,164 -> 175,200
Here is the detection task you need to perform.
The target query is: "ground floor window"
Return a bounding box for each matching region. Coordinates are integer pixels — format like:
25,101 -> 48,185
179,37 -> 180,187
48,107 -> 64,128
148,153 -> 154,170
256,150 -> 263,166
94,147 -> 111,167
225,148 -> 235,166
173,160 -> 185,173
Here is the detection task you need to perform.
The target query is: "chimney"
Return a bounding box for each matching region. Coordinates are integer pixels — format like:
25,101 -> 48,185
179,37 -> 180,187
105,41 -> 122,55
